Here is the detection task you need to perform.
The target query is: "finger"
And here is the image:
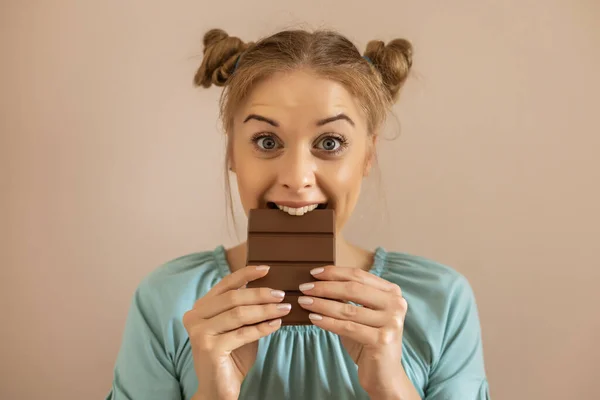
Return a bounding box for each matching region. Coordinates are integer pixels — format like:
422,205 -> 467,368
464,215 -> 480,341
307,313 -> 383,346
299,281 -> 390,310
310,266 -> 401,294
204,265 -> 271,298
215,318 -> 283,352
205,303 -> 292,334
296,296 -> 388,327
196,287 -> 286,319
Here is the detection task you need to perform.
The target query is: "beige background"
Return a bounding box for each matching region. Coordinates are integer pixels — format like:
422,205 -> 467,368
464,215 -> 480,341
2,1 -> 599,399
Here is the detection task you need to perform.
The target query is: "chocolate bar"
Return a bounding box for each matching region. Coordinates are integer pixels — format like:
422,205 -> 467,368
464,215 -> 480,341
246,208 -> 336,325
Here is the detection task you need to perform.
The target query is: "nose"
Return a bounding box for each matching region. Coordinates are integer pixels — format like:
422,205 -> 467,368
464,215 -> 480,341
277,150 -> 316,192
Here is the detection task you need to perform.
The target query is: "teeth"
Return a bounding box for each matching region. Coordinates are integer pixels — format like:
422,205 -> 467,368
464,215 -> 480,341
276,204 -> 319,216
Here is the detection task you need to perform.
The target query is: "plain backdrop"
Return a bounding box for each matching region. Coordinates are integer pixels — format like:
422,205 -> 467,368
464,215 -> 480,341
2,1 -> 599,399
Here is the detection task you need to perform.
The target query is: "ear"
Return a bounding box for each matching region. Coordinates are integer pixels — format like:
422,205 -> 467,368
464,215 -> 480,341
363,134 -> 378,177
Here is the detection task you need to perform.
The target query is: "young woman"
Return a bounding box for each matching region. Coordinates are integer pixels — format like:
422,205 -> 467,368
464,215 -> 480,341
106,28 -> 490,400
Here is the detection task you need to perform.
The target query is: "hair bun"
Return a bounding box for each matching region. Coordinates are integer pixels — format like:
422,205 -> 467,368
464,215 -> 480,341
194,29 -> 247,88
203,29 -> 229,50
364,38 -> 413,102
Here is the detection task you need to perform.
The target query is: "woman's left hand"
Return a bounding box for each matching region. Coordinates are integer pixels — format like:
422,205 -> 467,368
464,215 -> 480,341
297,265 -> 419,400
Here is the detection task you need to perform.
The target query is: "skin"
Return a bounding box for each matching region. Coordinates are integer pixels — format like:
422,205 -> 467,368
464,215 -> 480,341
185,70 -> 421,400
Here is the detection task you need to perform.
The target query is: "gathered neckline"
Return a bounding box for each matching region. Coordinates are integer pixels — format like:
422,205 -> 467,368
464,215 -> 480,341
211,245 -> 389,334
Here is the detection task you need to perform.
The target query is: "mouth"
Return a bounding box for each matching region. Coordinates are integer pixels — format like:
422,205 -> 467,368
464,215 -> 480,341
266,201 -> 328,216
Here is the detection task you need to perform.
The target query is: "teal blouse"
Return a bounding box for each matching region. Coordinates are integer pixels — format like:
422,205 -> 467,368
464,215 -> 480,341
106,246 -> 490,399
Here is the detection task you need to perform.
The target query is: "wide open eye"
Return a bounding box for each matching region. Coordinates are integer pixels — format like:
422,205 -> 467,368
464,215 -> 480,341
318,137 -> 340,151
251,133 -> 282,152
256,136 -> 278,150
314,134 -> 348,155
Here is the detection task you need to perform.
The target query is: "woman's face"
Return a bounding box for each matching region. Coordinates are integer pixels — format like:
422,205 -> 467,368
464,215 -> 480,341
230,69 -> 375,233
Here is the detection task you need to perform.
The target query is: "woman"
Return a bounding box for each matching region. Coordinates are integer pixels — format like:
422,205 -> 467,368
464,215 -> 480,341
107,28 -> 490,400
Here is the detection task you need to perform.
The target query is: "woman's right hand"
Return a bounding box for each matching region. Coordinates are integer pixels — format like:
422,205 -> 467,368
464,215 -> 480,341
183,265 -> 290,400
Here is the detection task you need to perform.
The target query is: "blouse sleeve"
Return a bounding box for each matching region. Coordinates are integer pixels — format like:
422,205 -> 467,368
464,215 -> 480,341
424,276 -> 491,400
105,279 -> 182,400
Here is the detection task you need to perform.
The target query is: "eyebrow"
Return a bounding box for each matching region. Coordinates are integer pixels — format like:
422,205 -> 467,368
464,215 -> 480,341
243,113 -> 355,128
243,114 -> 279,127
317,114 -> 355,127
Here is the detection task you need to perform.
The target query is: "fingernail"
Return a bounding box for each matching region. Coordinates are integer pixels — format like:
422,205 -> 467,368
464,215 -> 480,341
298,296 -> 313,305
299,283 -> 314,291
269,319 -> 282,327
309,313 -> 323,321
256,265 -> 270,271
277,303 -> 292,310
310,267 -> 324,275
271,290 -> 285,298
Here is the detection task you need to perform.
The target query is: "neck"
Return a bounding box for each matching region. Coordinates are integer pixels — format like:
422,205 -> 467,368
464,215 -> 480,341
226,234 -> 374,273
335,234 -> 374,269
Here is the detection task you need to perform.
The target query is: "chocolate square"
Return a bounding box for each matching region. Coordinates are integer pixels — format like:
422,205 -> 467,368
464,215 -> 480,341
245,208 -> 336,325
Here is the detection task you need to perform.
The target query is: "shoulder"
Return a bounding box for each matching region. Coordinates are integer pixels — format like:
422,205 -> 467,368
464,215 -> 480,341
374,247 -> 474,302
133,246 -> 228,326
374,248 -> 482,361
141,246 -> 227,291
123,246 -> 229,357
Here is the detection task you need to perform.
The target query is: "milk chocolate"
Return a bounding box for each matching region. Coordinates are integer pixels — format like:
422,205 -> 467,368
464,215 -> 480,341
246,208 -> 336,325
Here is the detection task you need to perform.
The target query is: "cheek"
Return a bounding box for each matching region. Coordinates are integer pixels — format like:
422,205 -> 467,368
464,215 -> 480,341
337,161 -> 365,185
232,153 -> 273,210
235,169 -> 263,205
332,150 -> 367,188
319,158 -> 365,202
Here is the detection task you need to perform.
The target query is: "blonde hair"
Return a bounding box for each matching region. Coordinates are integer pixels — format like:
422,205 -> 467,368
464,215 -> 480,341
194,28 -> 413,231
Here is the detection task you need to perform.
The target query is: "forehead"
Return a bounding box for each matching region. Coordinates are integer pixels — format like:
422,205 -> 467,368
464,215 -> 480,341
237,70 -> 365,126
